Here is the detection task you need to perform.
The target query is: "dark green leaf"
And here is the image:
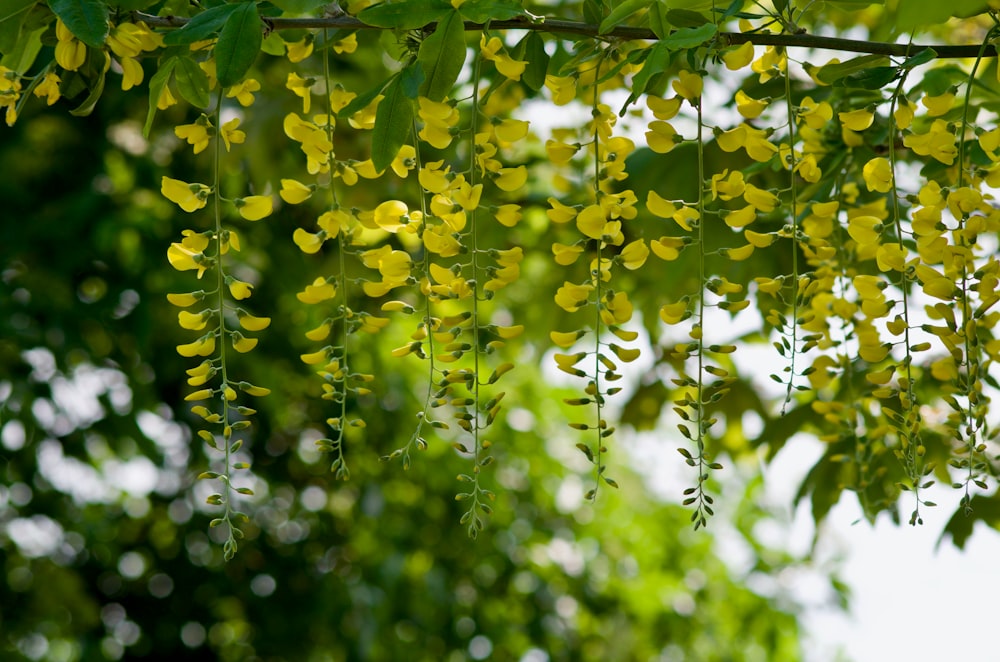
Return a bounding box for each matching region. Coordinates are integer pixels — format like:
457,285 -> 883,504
269,0 -> 329,12
163,3 -> 243,46
599,0 -> 653,35
400,60 -> 424,97
215,2 -> 262,88
144,56 -> 177,137
70,57 -> 106,116
49,0 -> 108,48
458,0 -> 525,22
418,10 -> 466,101
647,2 -> 669,39
1,23 -> 44,74
337,78 -> 391,119
0,0 -> 36,54
174,55 -> 211,108
901,47 -> 936,70
664,8 -> 709,27
357,0 -> 450,29
816,54 -> 888,84
661,22 -> 717,50
514,31 -> 548,90
371,74 -> 413,171
834,65 -> 899,90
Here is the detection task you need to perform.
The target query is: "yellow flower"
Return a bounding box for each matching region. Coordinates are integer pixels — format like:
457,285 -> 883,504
796,155 -> 821,183
178,310 -> 209,330
220,118 -> 245,151
650,236 -> 685,261
162,177 -> 211,212
797,96 -> 833,129
55,19 -> 86,71
673,207 -> 699,231
480,35 -> 527,80
120,57 -> 144,91
659,301 -> 689,325
735,90 -> 768,119
231,333 -> 258,353
716,123 -> 777,162
576,204 -> 607,240
236,196 -> 272,221
847,215 -> 882,246
287,72 -> 315,114
743,184 -> 778,212
894,97 -> 915,130
723,206 -> 756,228
186,361 -> 215,386
646,191 -> 677,218
839,108 -> 874,131
175,118 -> 213,154
293,229 -> 324,254
494,119 -> 529,143
672,70 -> 702,101
495,204 -> 521,227
546,140 -> 579,165
280,179 -> 313,204
227,278 -> 254,300
285,36 -> 314,63
619,239 -> 648,270
167,291 -> 203,307
862,157 -> 893,193
723,42 -> 754,71
298,277 -> 337,303
552,243 -> 584,265
550,330 -> 585,348
333,33 -> 357,54
167,231 -> 210,275
494,166 -> 527,192
555,282 -> 593,313
417,97 -> 459,149
647,95 -> 682,120
711,169 -> 745,201
33,72 -> 61,105
646,121 -> 678,154
238,312 -> 271,331
226,78 -> 261,107
545,75 -> 576,105
547,198 -> 578,223
373,200 -> 409,232
177,334 -> 216,358
922,91 -> 955,117
903,120 -> 957,165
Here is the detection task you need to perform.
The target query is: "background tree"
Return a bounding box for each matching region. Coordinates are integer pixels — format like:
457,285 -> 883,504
3,0 -> 1000,658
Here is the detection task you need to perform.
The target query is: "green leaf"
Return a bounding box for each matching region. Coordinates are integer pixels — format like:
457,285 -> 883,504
894,0 -> 988,33
163,3 -> 243,46
144,56 -> 177,137
816,54 -> 888,85
49,0 -> 108,48
69,56 -> 107,116
834,65 -> 899,90
458,0 -> 525,22
627,40 -> 670,97
215,2 -> 262,88
901,47 -> 937,70
400,60 -> 424,97
647,2 -> 669,39
516,31 -> 549,91
357,0 -> 451,29
174,55 -> 211,108
599,0 -> 653,34
664,8 -> 709,27
371,73 -> 414,171
337,78 -> 390,118
0,0 -> 36,54
269,0 -> 329,12
0,23 -> 44,74
418,10 -> 466,101
661,22 -> 716,50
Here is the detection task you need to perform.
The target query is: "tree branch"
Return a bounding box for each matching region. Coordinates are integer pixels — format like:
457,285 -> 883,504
136,12 -> 999,59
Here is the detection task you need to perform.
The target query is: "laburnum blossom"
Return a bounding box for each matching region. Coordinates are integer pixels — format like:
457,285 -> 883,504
284,112 -> 333,173
647,95 -> 682,120
55,19 -> 86,71
177,334 -> 216,358
480,34 -> 527,80
544,75 -> 576,105
894,96 -> 916,130
494,166 -> 527,192
220,118 -> 245,151
552,242 -> 584,265
724,42 -> 754,70
494,204 -> 521,227
922,91 -> 955,117
33,72 -> 61,106
839,108 -> 874,132
297,277 -> 337,304
492,118 -> 530,143
903,119 -> 957,165
226,78 -> 261,107
751,46 -> 786,83
418,97 -> 459,149
162,177 -> 211,212
175,116 -> 213,154
555,281 -> 594,313
285,36 -> 314,63
360,246 -> 411,297
797,97 -> 833,129
711,170 -> 746,200
280,178 -> 314,204
735,90 -> 768,119
286,73 -> 315,114
167,230 -> 211,276
646,121 -> 678,154
659,301 -> 689,325
672,70 -> 703,102
485,247 -> 523,292
332,33 -> 357,54
373,200 -> 410,233
716,123 -> 777,162
619,240 -> 649,270
0,67 -> 22,126
236,196 -> 273,221
863,157 -> 893,193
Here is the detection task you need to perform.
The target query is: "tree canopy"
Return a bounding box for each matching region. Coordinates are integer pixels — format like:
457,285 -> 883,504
4,0 -> 1000,658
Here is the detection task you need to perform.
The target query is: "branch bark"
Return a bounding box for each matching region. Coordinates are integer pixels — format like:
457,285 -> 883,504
136,12 -> 999,59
